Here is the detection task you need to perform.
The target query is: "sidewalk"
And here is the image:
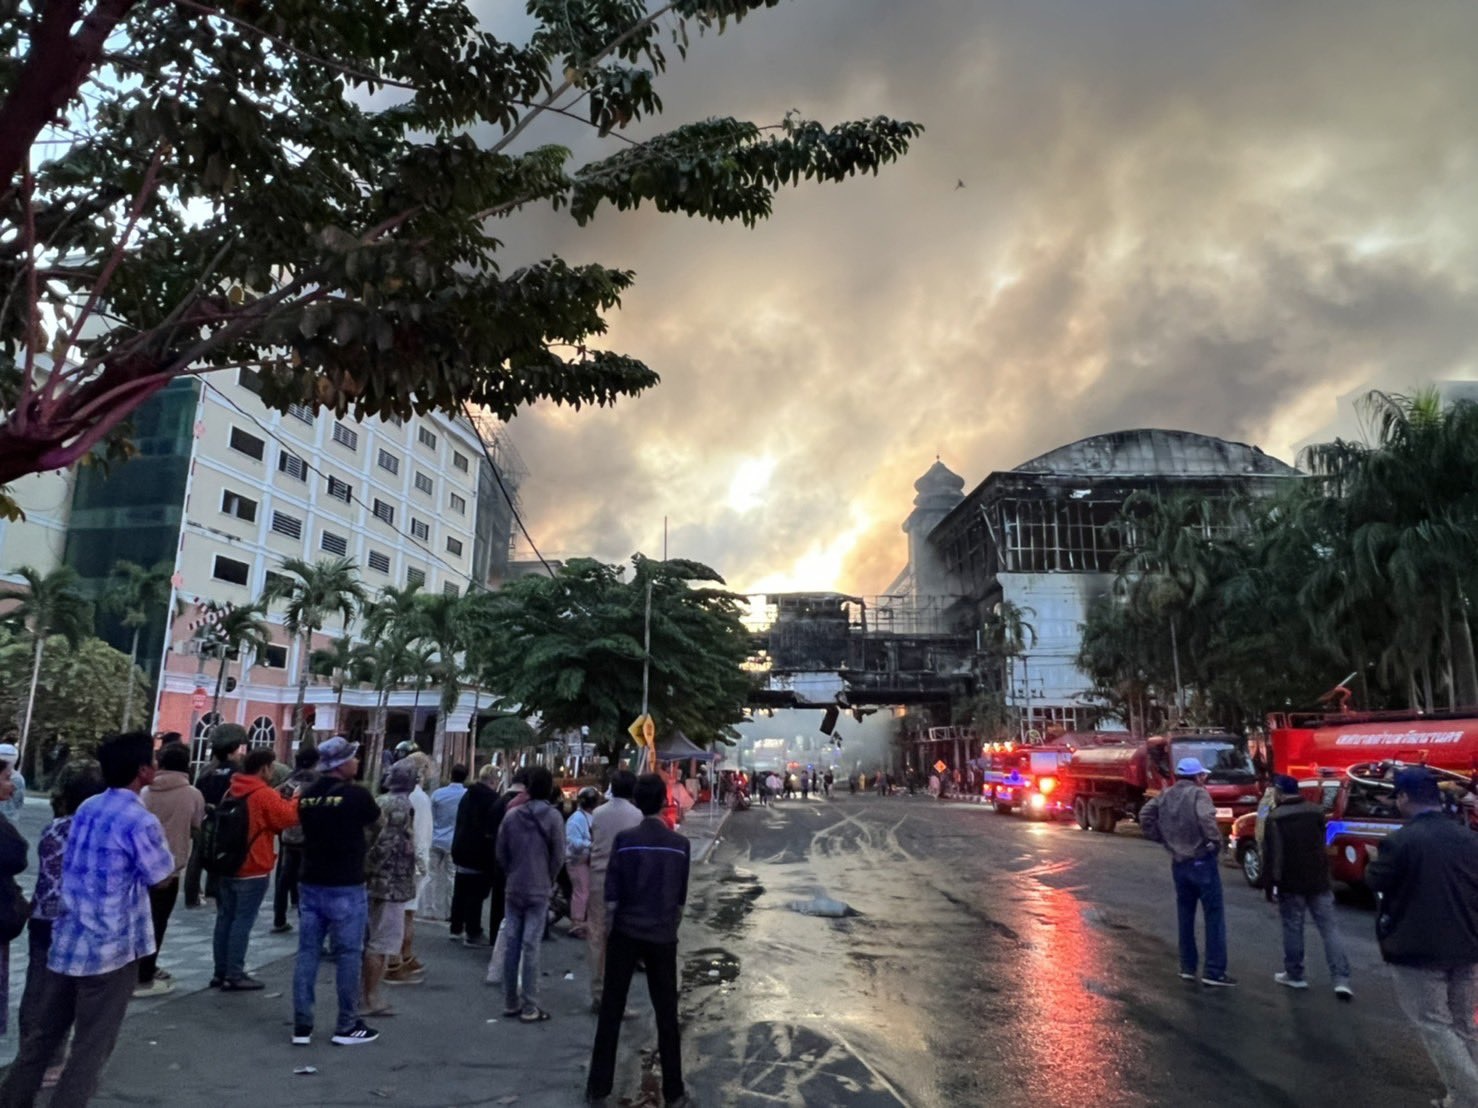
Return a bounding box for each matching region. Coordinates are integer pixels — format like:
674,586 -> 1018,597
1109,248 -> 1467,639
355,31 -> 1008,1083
55,807 -> 727,1106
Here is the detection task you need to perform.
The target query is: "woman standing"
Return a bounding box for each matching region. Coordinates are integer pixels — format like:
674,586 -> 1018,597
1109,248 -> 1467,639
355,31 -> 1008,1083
565,789 -> 600,939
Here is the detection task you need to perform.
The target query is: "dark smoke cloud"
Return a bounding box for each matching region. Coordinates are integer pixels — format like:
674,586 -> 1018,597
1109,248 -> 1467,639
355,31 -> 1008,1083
491,0 -> 1478,593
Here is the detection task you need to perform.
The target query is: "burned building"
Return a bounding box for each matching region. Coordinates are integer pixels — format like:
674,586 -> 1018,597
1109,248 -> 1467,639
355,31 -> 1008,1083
905,429 -> 1303,732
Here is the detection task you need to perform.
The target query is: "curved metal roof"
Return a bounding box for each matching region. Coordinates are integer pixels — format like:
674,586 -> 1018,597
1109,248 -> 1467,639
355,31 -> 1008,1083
1011,428 -> 1300,479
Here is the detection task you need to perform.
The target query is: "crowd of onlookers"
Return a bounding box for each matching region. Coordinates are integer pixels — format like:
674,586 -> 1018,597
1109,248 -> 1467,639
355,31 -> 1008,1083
0,728 -> 695,1107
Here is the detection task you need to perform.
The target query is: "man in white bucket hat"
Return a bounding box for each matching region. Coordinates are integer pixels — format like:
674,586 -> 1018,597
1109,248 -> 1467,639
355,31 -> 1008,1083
1140,756 -> 1235,987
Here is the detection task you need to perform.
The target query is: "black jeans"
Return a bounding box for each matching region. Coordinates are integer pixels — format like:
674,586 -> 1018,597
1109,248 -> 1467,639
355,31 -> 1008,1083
449,871 -> 492,938
138,876 -> 179,983
586,931 -> 684,1103
273,843 -> 303,927
0,960 -> 136,1108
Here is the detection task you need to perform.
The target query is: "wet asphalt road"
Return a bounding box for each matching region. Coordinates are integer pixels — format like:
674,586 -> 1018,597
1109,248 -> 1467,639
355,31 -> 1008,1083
678,794 -> 1438,1108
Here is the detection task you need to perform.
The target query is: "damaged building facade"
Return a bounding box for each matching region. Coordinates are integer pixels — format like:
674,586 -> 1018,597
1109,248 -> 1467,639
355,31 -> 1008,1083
904,429 -> 1303,734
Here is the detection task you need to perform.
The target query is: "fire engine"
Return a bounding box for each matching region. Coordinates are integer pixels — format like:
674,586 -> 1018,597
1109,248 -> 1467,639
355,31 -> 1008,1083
1231,710 -> 1478,888
982,741 -> 1073,817
1055,730 -> 1262,835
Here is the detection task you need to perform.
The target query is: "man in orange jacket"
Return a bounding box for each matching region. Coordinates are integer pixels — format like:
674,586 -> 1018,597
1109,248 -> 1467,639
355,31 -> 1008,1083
213,749 -> 299,990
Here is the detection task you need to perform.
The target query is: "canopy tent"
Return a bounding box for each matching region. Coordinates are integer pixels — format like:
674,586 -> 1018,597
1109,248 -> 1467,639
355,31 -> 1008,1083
655,730 -> 718,763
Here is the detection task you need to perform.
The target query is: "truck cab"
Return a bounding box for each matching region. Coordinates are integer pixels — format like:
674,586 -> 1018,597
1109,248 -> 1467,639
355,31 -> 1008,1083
1143,731 -> 1264,832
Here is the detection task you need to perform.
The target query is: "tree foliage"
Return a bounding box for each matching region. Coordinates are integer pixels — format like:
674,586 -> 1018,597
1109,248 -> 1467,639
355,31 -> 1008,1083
0,0 -> 921,503
0,626 -> 148,757
480,555 -> 751,763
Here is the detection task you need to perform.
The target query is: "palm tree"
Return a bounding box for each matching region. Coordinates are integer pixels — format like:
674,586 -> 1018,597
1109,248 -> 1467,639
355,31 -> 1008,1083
361,581 -> 426,772
310,635 -> 363,727
357,635 -> 412,791
985,600 -> 1037,736
204,602 -> 273,729
102,559 -> 174,730
0,565 -> 93,760
264,556 -> 366,759
416,591 -> 467,767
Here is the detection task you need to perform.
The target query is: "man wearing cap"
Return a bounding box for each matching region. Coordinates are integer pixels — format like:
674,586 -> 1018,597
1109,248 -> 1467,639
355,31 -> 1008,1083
1263,774 -> 1352,998
0,741 -> 23,820
1367,766 -> 1478,1108
1139,757 -> 1236,987
292,737 -> 382,1046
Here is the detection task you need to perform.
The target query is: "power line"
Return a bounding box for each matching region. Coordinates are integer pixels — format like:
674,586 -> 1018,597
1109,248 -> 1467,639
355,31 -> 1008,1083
460,401 -> 554,578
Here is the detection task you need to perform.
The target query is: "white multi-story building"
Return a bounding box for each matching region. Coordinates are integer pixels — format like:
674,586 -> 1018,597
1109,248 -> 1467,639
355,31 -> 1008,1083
0,468 -> 74,585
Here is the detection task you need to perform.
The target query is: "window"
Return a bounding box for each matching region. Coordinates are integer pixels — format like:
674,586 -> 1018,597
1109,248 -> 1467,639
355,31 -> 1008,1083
287,403 -> 314,424
449,492 -> 466,515
443,582 -> 459,598
410,518 -> 429,541
332,422 -> 358,450
446,536 -> 463,557
262,644 -> 288,669
377,449 -> 400,475
270,511 -> 302,540
372,499 -> 394,525
321,531 -> 347,556
263,570 -> 290,597
418,426 -> 437,450
278,450 -> 307,481
228,427 -> 265,461
452,451 -> 469,473
239,368 -> 264,394
367,550 -> 391,574
221,489 -> 257,523
406,567 -> 426,588
326,476 -> 351,503
248,716 -> 276,750
212,555 -> 250,586
414,472 -> 433,495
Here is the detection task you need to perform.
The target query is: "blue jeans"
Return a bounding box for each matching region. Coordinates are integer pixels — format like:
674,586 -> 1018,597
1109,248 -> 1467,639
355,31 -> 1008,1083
503,896 -> 548,1015
294,884 -> 368,1033
1279,891 -> 1351,982
213,875 -> 269,980
1171,855 -> 1227,978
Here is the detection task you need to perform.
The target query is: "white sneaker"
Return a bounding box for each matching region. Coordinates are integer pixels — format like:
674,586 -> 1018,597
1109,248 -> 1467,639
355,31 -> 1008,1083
1274,972 -> 1308,990
132,978 -> 175,999
1334,981 -> 1354,1001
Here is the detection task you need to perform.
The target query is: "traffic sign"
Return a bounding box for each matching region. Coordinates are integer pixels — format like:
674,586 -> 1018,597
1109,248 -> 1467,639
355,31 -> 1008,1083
933,760 -> 947,774
192,688 -> 208,712
627,714 -> 656,747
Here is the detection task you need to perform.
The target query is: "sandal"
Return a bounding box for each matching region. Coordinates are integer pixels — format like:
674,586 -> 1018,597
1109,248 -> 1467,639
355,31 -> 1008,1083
519,1008 -> 551,1023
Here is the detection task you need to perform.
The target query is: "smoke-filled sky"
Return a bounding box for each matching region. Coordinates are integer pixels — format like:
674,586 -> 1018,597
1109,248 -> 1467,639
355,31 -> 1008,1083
495,0 -> 1478,595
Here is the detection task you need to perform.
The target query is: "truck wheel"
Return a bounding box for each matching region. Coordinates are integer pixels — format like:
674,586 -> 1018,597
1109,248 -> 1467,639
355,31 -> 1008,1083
1239,843 -> 1263,888
1073,797 -> 1090,831
1093,806 -> 1118,834
994,802 -> 1013,815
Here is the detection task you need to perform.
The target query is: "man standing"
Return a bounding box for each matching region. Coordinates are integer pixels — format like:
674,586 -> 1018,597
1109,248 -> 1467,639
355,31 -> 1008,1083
0,741 -> 24,820
0,731 -> 175,1107
293,737 -> 381,1046
450,765 -> 501,944
586,773 -> 691,1108
496,765 -> 564,1023
1139,757 -> 1235,987
586,770 -> 643,1012
272,745 -> 321,933
137,742 -> 204,997
362,762 -> 420,1015
428,763 -> 468,925
212,749 -> 299,990
1263,774 -> 1353,998
386,753 -> 433,983
185,727 -> 246,907
1366,767 -> 1478,1108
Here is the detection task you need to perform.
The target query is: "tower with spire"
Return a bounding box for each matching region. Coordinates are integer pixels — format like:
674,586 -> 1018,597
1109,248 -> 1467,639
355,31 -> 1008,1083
901,457 -> 964,599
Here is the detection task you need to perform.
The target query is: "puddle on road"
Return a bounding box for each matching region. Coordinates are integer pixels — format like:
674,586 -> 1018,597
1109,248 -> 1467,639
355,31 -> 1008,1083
684,947 -> 742,988
709,869 -> 765,936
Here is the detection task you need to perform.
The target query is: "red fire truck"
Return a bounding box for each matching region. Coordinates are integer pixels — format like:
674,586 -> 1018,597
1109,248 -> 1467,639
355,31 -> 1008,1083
1232,711 -> 1478,888
982,741 -> 1080,818
1056,730 -> 1263,835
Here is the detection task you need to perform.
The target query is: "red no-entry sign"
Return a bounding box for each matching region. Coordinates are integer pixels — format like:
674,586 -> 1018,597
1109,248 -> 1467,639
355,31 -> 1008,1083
192,688 -> 208,712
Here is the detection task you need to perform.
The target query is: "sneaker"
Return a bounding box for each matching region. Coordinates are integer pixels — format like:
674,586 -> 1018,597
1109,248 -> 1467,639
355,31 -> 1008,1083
1178,971 -> 1197,981
463,935 -> 486,948
220,975 -> 265,991
1201,974 -> 1238,988
331,1020 -> 379,1046
153,968 -> 173,981
271,922 -> 293,934
1274,972 -> 1309,990
1334,981 -> 1354,1001
449,932 -> 465,942
208,977 -> 224,989
292,1026 -> 312,1046
132,978 -> 175,999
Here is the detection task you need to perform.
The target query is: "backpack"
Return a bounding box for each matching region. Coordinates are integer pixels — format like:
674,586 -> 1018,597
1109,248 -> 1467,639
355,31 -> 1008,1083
200,793 -> 252,876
